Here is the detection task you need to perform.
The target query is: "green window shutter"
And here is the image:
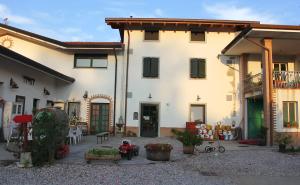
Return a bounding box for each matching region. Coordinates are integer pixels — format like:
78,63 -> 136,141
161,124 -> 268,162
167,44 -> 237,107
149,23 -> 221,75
150,58 -> 159,77
190,59 -> 199,78
283,102 -> 289,126
198,59 -> 206,78
143,58 -> 151,77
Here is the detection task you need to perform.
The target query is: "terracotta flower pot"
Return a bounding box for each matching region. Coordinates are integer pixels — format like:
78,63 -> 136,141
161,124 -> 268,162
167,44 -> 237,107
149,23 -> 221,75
279,144 -> 286,153
183,145 -> 194,154
145,144 -> 173,161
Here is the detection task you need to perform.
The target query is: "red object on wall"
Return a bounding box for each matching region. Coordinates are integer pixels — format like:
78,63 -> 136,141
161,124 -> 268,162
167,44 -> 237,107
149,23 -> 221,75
13,115 -> 32,123
186,122 -> 197,135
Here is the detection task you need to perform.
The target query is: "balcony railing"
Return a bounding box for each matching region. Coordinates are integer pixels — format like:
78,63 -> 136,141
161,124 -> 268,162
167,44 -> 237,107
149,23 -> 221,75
244,73 -> 262,93
273,71 -> 300,88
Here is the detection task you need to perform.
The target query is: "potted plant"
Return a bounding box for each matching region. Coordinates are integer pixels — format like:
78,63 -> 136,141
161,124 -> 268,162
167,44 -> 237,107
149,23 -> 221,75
172,129 -> 203,154
144,143 -> 173,161
275,132 -> 293,153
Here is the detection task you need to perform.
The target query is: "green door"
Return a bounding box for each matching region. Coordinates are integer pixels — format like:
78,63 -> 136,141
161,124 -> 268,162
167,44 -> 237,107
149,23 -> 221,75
90,103 -> 109,134
247,98 -> 264,139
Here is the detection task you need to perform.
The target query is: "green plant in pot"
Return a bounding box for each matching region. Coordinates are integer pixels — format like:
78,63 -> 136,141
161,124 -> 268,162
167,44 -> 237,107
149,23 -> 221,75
172,129 -> 202,154
275,132 -> 293,153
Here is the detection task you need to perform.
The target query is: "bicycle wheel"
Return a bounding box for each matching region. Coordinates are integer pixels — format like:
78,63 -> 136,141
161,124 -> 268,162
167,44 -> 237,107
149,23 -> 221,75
218,146 -> 225,153
205,146 -> 212,153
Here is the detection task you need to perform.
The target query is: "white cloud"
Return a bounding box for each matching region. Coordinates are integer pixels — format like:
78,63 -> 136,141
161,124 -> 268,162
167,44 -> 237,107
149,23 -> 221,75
203,3 -> 279,24
0,4 -> 34,25
61,27 -> 81,34
154,8 -> 163,17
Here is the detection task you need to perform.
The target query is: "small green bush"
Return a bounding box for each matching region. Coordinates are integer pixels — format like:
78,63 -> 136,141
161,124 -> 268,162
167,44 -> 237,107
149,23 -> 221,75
31,110 -> 68,166
88,148 -> 119,156
172,129 -> 203,146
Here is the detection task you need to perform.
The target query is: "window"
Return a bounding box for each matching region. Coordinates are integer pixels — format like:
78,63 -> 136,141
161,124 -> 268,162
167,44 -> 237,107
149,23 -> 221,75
274,63 -> 288,72
46,100 -> 54,107
190,104 -> 205,123
283,101 -> 298,128
74,54 -> 108,68
143,57 -> 159,78
32,98 -> 40,114
144,30 -> 159,40
67,102 -> 80,118
190,58 -> 206,78
191,31 -> 205,41
15,95 -> 25,114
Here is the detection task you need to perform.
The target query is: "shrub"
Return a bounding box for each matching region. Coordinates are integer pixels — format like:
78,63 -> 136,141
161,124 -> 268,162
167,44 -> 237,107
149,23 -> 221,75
31,109 -> 69,166
275,132 -> 293,146
172,129 -> 203,146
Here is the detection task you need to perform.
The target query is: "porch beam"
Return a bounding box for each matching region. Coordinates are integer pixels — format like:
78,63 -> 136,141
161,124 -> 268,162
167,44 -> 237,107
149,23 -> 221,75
261,39 -> 273,146
240,53 -> 248,139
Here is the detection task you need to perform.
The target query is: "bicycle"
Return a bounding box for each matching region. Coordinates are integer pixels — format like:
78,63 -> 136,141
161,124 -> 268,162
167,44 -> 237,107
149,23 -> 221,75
204,138 -> 225,153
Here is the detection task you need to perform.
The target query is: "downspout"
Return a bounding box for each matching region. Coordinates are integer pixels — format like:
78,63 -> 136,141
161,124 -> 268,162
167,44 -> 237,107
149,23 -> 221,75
124,28 -> 131,135
113,48 -> 118,136
245,37 -> 274,146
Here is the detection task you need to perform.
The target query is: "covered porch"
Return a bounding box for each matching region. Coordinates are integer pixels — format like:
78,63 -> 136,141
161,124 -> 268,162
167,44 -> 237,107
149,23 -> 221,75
222,24 -> 300,146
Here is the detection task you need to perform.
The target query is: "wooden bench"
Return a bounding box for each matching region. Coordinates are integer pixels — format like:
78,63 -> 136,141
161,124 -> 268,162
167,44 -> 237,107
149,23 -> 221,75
96,132 -> 109,144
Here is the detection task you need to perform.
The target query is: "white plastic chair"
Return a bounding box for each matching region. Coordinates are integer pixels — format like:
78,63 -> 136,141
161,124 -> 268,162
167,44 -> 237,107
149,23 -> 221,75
75,126 -> 82,143
68,128 -> 77,144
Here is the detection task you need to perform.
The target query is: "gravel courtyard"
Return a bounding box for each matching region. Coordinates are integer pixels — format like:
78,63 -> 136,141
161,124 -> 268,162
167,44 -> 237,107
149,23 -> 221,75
0,137 -> 300,185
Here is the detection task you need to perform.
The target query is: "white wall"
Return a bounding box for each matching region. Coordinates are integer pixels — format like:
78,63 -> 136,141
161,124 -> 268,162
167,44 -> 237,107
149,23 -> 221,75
0,35 -> 124,123
0,56 -> 57,114
123,30 -> 242,133
247,54 -> 262,75
275,89 -> 300,132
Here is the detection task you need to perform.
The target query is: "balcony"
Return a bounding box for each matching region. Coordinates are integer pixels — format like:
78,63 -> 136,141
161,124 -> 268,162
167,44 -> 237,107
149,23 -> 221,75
273,71 -> 300,89
244,73 -> 262,93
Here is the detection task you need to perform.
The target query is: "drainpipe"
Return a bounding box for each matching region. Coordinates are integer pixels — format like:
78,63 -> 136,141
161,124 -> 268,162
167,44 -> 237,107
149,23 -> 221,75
245,37 -> 274,145
124,28 -> 131,135
113,48 -> 118,136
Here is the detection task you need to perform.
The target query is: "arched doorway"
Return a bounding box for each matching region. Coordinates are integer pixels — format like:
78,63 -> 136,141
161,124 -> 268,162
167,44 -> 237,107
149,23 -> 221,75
86,94 -> 113,134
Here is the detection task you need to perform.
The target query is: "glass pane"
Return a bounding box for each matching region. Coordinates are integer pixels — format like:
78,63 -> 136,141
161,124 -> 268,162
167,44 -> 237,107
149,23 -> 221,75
274,64 -> 279,71
76,58 -> 91,67
281,64 -> 287,71
92,59 -> 107,68
68,102 -> 80,117
190,105 -> 204,123
145,31 -> 159,40
283,102 -> 289,126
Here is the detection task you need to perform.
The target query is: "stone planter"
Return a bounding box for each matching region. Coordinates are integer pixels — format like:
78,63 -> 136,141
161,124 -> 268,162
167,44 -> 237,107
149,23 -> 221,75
17,152 -> 33,168
183,145 -> 194,154
145,144 -> 173,161
85,153 -> 121,163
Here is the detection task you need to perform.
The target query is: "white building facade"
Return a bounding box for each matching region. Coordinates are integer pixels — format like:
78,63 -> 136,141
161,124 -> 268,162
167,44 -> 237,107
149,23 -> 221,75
0,18 -> 300,145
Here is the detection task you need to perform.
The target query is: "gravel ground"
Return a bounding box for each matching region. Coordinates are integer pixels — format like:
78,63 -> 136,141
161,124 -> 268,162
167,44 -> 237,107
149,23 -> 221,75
0,137 -> 299,185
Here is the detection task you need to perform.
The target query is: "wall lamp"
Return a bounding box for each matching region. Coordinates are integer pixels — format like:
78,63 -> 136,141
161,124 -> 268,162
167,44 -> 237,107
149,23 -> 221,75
10,78 -> 18,89
196,95 -> 201,101
83,91 -> 88,99
148,93 -> 152,99
43,88 -> 50,95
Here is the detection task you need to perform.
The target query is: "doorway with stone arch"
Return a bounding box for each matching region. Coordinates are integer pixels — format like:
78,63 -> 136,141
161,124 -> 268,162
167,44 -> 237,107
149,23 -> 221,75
86,94 -> 113,134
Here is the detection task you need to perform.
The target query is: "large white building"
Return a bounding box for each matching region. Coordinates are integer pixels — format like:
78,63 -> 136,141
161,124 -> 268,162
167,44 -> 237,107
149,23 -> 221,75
0,18 -> 299,146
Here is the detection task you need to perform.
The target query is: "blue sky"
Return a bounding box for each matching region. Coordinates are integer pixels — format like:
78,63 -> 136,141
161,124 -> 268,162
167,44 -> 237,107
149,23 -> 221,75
0,0 -> 299,42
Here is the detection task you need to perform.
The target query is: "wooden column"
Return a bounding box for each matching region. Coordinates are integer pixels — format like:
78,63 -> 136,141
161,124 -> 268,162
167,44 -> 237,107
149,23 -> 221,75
261,39 -> 273,146
240,54 -> 248,139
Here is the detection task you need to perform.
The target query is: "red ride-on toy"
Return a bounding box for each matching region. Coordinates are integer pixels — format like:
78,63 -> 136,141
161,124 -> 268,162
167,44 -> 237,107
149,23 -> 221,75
119,139 -> 139,160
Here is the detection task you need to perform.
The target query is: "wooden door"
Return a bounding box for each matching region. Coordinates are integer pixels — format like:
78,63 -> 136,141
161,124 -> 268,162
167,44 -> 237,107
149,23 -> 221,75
90,103 -> 109,134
